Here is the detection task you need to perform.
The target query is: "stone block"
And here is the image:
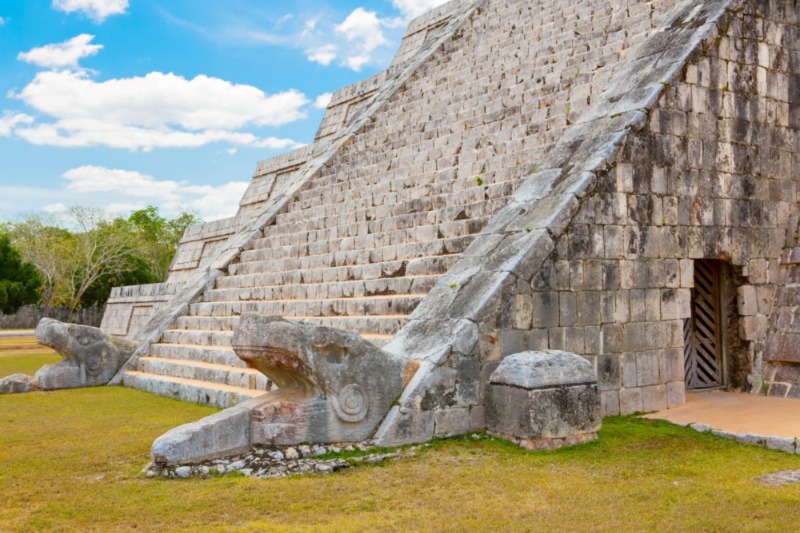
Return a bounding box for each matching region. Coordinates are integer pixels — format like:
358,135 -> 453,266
640,384 -> 667,412
766,436 -> 796,454
601,390 -> 620,416
738,285 -> 758,316
596,353 -> 621,390
0,374 -> 33,394
486,351 -> 601,449
666,382 -> 686,408
740,315 -> 768,341
619,388 -> 643,415
433,407 -> 474,438
636,351 -> 660,386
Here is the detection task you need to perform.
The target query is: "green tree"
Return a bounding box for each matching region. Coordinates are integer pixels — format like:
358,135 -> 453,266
9,216 -> 75,313
0,232 -> 41,314
10,206 -> 200,314
127,206 -> 200,281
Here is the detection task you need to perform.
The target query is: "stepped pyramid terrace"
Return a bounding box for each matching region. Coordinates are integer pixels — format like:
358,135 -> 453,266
2,0 -> 791,459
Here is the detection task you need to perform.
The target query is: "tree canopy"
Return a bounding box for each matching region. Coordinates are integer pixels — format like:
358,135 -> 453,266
0,231 -> 42,314
5,206 -> 200,314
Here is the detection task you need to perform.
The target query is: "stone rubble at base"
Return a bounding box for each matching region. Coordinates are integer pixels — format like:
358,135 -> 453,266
755,469 -> 800,485
0,373 -> 33,394
143,443 -> 417,480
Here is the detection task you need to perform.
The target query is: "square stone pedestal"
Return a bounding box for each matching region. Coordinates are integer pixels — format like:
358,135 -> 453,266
486,350 -> 601,450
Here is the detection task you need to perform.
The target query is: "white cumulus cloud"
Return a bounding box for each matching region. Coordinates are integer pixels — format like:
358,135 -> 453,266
313,92 -> 333,110
52,0 -> 129,23
9,70 -> 308,151
173,182 -> 250,221
18,34 -> 103,69
335,8 -> 389,72
0,112 -> 34,137
392,0 -> 450,19
63,166 -> 183,200
0,16 -> 6,26
306,44 -> 337,66
61,165 -> 249,220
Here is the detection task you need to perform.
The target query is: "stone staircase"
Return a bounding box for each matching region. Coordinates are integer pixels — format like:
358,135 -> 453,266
114,0 -> 683,409
122,163 -> 516,407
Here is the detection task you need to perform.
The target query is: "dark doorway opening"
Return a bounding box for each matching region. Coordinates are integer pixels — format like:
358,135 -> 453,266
684,259 -> 726,390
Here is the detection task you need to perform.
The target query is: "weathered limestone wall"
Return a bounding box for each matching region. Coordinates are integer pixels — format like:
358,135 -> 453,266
103,146 -> 317,338
764,217 -> 800,397
102,217 -> 239,337
489,0 -> 797,416
167,217 -> 240,283
101,283 -> 181,339
236,145 -> 319,224
102,215 -> 240,337
374,0 -> 777,444
390,0 -> 476,68
315,73 -> 388,141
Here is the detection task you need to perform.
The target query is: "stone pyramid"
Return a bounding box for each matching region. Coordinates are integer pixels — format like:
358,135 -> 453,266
101,0 -> 800,443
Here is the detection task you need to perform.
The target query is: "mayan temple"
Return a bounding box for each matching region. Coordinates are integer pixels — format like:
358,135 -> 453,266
97,0 -> 800,449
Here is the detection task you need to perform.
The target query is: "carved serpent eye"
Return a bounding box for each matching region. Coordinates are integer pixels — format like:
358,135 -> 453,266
332,384 -> 368,423
78,336 -> 91,347
85,355 -> 102,375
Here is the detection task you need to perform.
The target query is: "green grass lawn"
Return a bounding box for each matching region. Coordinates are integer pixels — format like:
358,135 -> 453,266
0,336 -> 60,376
0,352 -> 61,376
2,349 -> 800,532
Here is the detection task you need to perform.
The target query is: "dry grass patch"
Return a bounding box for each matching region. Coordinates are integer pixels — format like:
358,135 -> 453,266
0,335 -> 59,376
0,335 -> 49,356
1,351 -> 800,532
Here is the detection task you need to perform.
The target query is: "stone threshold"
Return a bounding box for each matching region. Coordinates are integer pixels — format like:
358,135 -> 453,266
644,391 -> 800,454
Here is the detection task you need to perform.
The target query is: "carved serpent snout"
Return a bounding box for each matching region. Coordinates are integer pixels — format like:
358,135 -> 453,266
231,314 -> 407,442
33,318 -> 137,389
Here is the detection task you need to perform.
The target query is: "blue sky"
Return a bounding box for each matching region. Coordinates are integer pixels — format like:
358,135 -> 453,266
0,0 -> 447,221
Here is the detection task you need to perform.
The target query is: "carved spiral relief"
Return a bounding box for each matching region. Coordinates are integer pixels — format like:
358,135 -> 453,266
332,384 -> 368,422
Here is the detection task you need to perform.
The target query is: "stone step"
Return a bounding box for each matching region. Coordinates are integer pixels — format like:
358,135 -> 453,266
250,216 -> 490,251
241,234 -> 472,265
364,334 -> 392,349
188,294 -> 425,319
228,254 -> 460,280
161,329 -> 234,346
122,371 -> 265,409
289,169 -> 516,211
268,195 -> 507,241
205,275 -> 439,302
156,332 -> 393,356
291,316 -> 411,336
150,343 -> 245,367
169,313 -> 409,339
137,357 -> 271,391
